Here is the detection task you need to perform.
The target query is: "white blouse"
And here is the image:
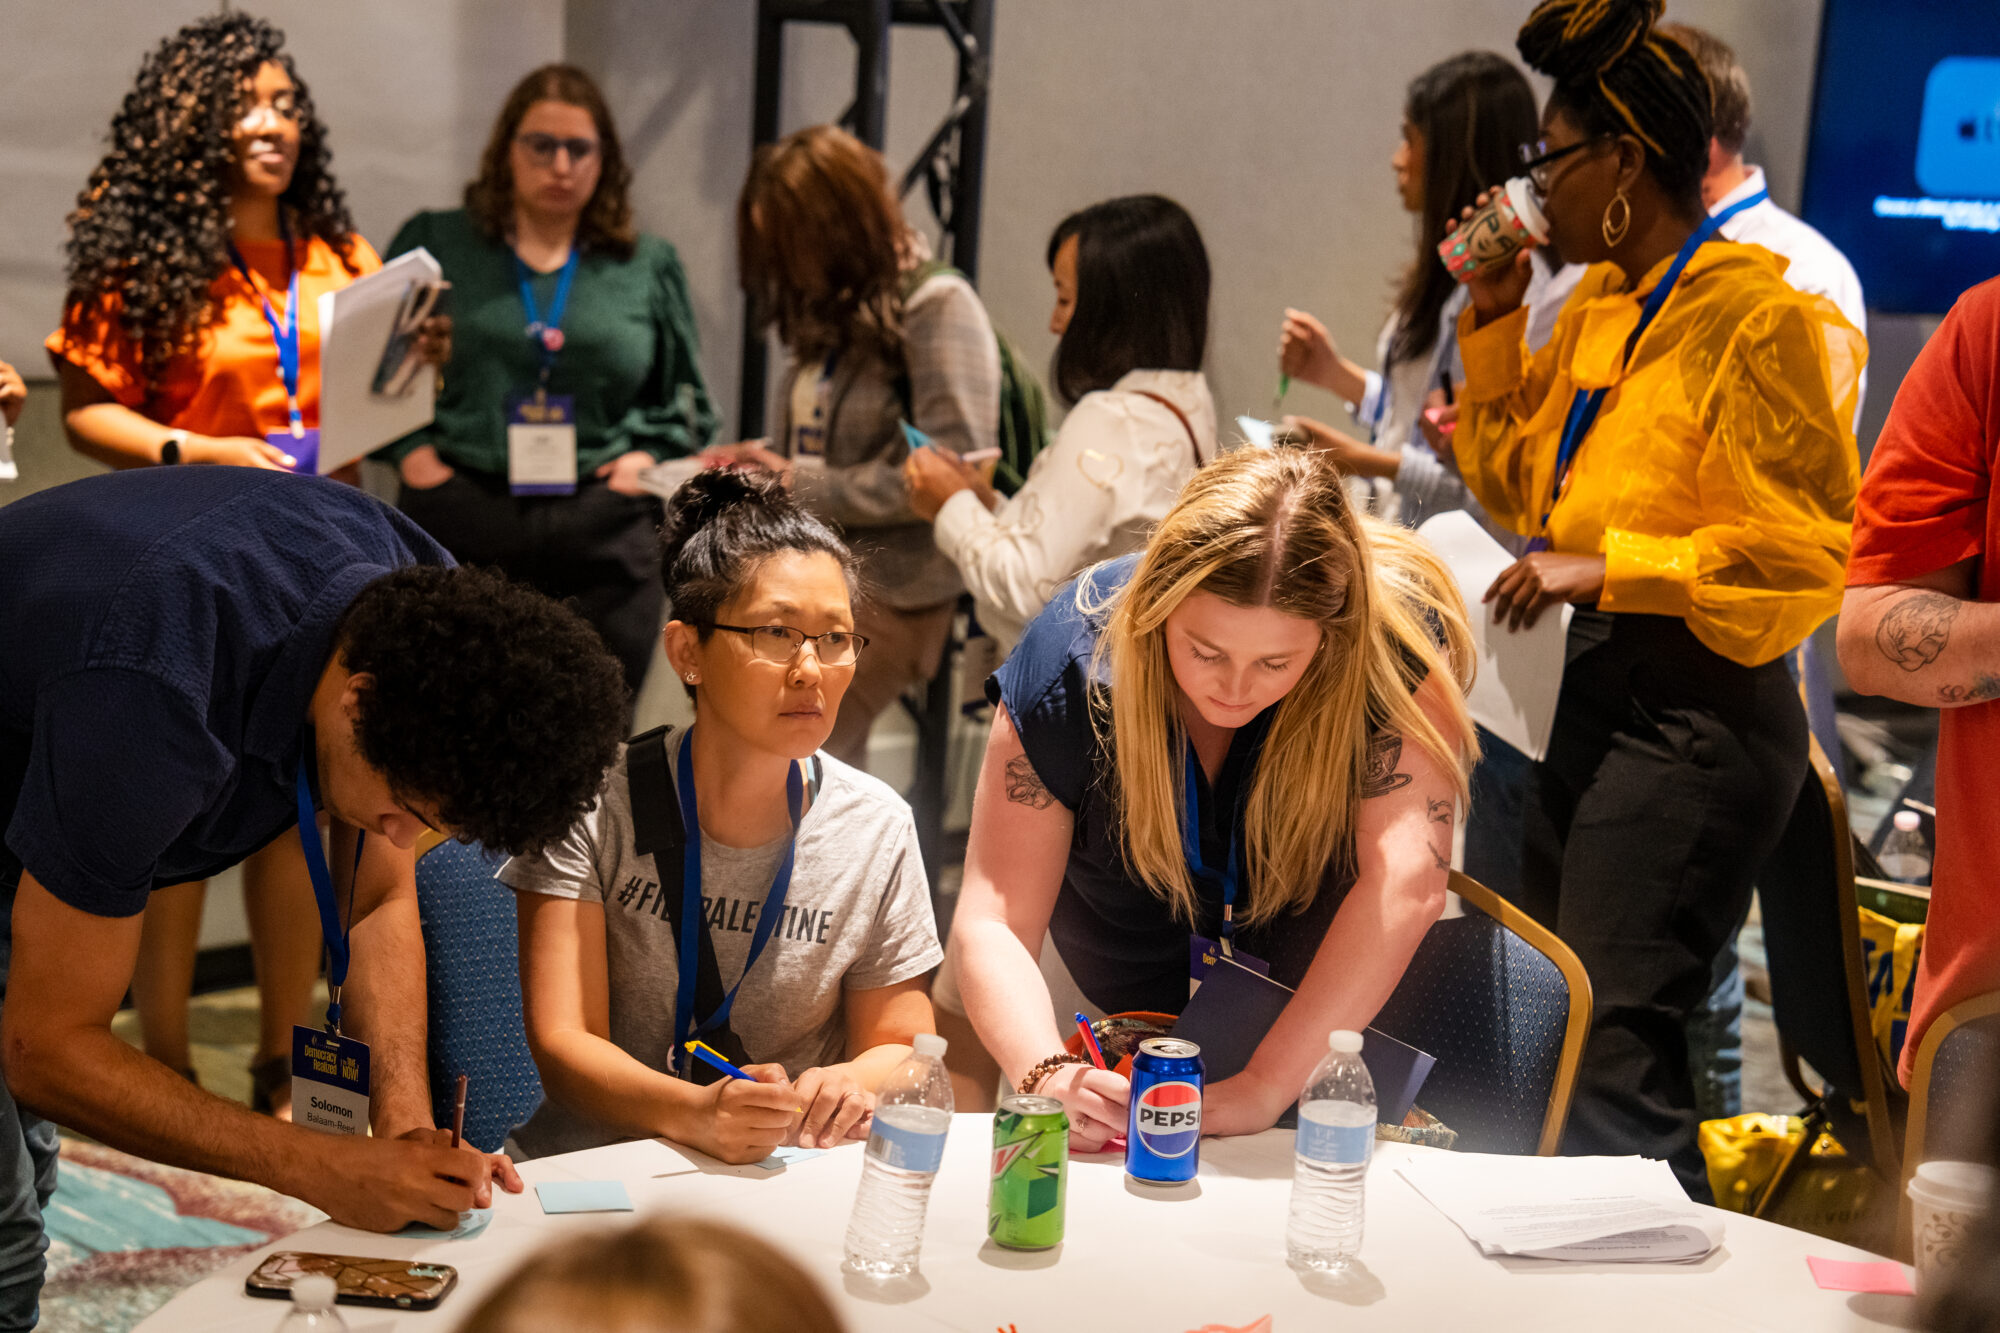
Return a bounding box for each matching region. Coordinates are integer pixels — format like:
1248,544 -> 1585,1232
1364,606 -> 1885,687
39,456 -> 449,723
933,369 -> 1217,650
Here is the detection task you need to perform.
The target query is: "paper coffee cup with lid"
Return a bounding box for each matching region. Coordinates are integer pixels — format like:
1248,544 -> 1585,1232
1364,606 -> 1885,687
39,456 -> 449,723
1907,1159 -> 1995,1291
1438,177 -> 1550,283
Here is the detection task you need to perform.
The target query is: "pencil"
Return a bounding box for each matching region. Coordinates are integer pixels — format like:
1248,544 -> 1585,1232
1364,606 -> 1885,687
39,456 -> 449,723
1075,1013 -> 1109,1070
449,1073 -> 468,1149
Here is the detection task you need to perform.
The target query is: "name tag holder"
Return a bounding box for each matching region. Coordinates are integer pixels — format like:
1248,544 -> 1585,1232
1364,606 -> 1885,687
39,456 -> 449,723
289,754 -> 372,1134
507,389 -> 578,495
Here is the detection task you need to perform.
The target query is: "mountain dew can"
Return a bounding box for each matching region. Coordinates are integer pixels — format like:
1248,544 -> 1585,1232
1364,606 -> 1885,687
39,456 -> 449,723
989,1095 -> 1068,1249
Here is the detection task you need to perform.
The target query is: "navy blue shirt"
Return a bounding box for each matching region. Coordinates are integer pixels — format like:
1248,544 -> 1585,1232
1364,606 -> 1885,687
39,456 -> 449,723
0,468 -> 450,917
988,556 -> 1353,1016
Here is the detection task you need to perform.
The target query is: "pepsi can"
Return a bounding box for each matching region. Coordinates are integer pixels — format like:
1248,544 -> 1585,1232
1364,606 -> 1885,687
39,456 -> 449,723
1126,1037 -> 1204,1185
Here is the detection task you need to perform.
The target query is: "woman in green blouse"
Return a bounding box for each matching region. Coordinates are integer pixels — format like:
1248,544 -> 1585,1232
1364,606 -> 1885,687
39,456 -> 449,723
379,64 -> 717,694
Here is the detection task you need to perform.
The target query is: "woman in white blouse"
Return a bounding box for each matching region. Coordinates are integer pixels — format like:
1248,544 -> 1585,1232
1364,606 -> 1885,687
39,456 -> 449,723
905,195 -> 1215,650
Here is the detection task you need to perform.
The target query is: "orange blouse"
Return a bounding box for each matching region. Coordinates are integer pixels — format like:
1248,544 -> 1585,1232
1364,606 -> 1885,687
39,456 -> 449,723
46,233 -> 381,439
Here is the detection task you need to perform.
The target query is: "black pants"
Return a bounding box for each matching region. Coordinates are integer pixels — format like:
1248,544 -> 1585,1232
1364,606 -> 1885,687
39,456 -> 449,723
399,471 -> 664,696
1515,609 -> 1805,1200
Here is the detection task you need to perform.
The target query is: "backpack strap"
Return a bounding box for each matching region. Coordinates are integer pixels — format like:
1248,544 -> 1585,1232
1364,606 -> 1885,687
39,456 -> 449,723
623,726 -> 750,1083
1134,389 -> 1205,467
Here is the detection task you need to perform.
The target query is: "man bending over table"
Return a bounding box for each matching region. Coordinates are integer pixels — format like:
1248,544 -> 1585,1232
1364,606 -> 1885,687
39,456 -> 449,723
0,467 -> 628,1330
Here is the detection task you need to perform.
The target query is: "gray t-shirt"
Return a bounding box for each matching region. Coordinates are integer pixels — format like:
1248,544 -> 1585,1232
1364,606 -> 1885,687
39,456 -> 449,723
500,737 -> 944,1159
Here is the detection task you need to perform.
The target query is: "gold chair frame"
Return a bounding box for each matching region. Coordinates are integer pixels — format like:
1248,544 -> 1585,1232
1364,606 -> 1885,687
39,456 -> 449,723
1897,989 -> 2000,1259
1447,870 -> 1594,1157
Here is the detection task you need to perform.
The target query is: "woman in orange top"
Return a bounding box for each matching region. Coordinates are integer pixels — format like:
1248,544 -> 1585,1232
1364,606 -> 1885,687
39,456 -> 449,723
43,14 -> 432,1112
1451,0 -> 1863,1197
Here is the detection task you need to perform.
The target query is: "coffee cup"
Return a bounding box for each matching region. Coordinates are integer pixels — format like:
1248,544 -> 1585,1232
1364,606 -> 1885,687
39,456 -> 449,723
1437,177 -> 1550,284
1907,1159 -> 1995,1292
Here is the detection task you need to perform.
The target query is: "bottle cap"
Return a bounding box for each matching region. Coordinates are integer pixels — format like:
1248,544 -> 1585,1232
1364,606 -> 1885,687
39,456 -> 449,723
913,1033 -> 947,1058
1893,809 -> 1922,832
1328,1029 -> 1364,1054
291,1275 -> 338,1310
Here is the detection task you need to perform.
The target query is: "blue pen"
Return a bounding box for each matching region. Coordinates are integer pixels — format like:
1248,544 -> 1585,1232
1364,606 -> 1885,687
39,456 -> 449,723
685,1041 -> 804,1112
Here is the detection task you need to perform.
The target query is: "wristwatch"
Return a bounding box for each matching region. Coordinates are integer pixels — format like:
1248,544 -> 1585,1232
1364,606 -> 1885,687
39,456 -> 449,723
159,430 -> 189,465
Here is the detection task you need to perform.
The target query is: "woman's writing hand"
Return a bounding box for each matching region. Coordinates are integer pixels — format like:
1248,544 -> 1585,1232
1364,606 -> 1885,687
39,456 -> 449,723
1278,309 -> 1340,391
1036,1063 -> 1130,1152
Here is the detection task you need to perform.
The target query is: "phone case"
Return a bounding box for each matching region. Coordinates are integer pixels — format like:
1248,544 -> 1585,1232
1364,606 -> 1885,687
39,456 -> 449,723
245,1251 -> 458,1310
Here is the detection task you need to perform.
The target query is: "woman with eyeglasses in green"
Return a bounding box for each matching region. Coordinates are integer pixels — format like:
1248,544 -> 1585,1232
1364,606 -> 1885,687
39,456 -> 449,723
503,469 -> 943,1164
378,64 -> 719,700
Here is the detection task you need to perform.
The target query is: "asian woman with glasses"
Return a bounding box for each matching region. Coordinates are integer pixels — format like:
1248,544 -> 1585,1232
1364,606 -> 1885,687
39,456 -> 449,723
378,64 -> 719,700
503,469 -> 943,1164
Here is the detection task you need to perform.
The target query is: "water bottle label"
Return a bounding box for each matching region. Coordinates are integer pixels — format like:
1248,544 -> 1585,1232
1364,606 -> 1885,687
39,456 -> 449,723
1297,1117 -> 1373,1165
866,1117 -> 947,1172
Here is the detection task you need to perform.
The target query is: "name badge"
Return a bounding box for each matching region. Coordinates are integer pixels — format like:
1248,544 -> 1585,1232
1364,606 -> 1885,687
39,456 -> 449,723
1189,934 -> 1271,995
291,1025 -> 371,1136
506,393 -> 578,495
271,428 -> 321,475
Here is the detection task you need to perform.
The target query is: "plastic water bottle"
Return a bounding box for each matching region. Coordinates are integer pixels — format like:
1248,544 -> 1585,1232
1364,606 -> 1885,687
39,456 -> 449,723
842,1032 -> 954,1278
1286,1029 -> 1376,1272
1879,809 -> 1932,883
275,1276 -> 347,1331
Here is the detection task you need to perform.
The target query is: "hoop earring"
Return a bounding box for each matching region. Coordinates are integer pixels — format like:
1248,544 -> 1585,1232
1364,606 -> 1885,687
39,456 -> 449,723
1601,190 -> 1632,248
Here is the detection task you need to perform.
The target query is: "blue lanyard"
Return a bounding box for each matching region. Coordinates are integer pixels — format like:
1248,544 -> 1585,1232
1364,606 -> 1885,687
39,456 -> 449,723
227,234 -> 304,437
1533,188 -> 1768,542
515,248 -> 580,384
1181,740 -> 1241,945
672,728 -> 803,1072
294,757 -> 365,1033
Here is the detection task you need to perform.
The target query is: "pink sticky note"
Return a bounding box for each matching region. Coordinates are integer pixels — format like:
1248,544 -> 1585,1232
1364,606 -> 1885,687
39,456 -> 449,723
1807,1257 -> 1915,1295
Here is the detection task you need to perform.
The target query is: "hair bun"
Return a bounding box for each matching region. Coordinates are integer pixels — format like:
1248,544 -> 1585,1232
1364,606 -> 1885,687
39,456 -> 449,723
1518,0 -> 1664,84
657,466 -> 792,573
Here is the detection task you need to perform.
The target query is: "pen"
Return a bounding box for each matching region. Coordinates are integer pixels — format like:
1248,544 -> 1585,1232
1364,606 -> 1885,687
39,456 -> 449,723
1075,1013 -> 1109,1070
1273,373 -> 1291,419
684,1041 -> 806,1112
449,1073 -> 468,1149
955,447 -> 1002,465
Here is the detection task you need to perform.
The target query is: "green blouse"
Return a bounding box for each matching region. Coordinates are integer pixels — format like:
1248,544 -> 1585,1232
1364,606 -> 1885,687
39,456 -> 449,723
377,208 -> 717,474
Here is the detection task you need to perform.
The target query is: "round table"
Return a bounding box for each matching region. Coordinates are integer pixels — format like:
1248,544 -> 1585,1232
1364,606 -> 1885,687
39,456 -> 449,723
135,1116 -> 1913,1331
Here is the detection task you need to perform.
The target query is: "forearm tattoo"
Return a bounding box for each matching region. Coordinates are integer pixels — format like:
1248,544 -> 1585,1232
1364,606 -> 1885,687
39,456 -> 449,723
1003,753 -> 1055,809
1430,840 -> 1451,872
1876,592 -> 1961,672
1427,798 -> 1453,824
1362,732 -> 1413,797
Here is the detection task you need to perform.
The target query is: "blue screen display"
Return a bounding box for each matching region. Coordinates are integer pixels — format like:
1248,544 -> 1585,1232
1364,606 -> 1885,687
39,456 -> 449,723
1802,0 -> 2000,314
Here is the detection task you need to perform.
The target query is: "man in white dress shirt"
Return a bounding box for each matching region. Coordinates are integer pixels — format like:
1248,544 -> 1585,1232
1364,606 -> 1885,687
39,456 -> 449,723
1665,23 -> 1872,1125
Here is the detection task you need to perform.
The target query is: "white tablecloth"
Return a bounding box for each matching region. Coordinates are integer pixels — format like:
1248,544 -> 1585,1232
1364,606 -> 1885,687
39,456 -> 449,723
136,1117 -> 1914,1332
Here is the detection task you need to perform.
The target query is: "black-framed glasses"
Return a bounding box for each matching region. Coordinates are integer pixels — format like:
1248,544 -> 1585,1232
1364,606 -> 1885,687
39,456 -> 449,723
516,133 -> 599,166
1517,137 -> 1603,195
707,623 -> 870,667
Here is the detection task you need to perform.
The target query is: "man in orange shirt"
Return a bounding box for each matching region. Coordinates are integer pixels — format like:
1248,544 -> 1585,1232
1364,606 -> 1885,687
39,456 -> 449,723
1838,273 -> 2000,1084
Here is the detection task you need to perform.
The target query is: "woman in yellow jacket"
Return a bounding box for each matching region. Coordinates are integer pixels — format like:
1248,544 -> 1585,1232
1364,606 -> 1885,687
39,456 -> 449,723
1454,0 -> 1864,1197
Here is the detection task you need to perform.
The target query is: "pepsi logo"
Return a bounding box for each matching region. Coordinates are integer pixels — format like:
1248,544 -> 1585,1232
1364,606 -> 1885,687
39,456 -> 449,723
1134,1080 -> 1202,1158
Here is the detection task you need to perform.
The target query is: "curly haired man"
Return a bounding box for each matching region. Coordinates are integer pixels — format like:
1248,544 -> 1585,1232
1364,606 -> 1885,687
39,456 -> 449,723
0,467 -> 627,1327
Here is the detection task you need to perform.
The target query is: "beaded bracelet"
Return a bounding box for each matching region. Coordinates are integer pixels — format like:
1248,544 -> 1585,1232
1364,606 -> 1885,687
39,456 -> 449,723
1018,1051 -> 1086,1095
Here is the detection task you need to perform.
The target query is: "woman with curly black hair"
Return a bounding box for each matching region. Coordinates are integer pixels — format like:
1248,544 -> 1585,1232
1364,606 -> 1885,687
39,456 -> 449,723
1451,0 -> 1865,1194
42,12 -> 427,1118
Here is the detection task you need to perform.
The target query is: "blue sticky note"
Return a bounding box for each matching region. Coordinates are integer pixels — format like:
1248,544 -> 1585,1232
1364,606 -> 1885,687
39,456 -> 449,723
535,1181 -> 633,1214
393,1208 -> 492,1241
752,1146 -> 824,1171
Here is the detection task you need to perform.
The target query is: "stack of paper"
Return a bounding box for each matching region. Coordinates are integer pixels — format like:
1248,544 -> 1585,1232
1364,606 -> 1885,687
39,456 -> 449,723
1398,1152 -> 1724,1263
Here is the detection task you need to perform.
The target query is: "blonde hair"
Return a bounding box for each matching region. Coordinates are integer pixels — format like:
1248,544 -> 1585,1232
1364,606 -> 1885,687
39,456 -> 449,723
457,1217 -> 845,1333
1086,447 -> 1477,927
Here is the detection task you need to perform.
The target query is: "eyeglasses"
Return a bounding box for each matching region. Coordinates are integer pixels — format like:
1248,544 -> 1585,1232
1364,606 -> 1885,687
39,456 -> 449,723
516,133 -> 599,166
1517,137 -> 1604,196
706,623 -> 870,668
237,96 -> 299,131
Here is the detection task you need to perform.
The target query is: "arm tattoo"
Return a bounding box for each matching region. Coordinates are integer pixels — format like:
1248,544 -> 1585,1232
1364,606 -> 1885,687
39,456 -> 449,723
1430,841 -> 1451,872
1362,732 -> 1413,797
1877,592 -> 1962,672
1939,673 -> 2000,704
1003,753 -> 1055,809
1427,798 -> 1453,824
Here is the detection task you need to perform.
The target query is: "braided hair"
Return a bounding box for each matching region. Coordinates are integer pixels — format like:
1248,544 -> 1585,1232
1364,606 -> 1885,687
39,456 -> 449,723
1516,0 -> 1712,212
62,13 -> 358,393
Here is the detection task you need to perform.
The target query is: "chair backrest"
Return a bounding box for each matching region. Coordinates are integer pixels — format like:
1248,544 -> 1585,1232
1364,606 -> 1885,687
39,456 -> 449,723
1756,734 -> 1902,1176
414,832 -> 543,1152
1369,871 -> 1592,1155
1899,991 -> 2000,1257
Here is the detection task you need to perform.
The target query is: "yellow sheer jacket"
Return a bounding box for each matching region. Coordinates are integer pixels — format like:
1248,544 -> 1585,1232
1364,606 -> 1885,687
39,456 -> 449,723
1454,242 -> 1866,667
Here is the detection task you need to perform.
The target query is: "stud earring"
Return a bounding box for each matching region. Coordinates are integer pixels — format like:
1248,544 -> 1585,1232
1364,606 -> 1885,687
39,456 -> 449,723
684,673 -> 698,684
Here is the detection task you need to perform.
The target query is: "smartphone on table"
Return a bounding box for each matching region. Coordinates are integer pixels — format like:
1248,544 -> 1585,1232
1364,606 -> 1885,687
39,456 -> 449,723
245,1251 -> 458,1310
